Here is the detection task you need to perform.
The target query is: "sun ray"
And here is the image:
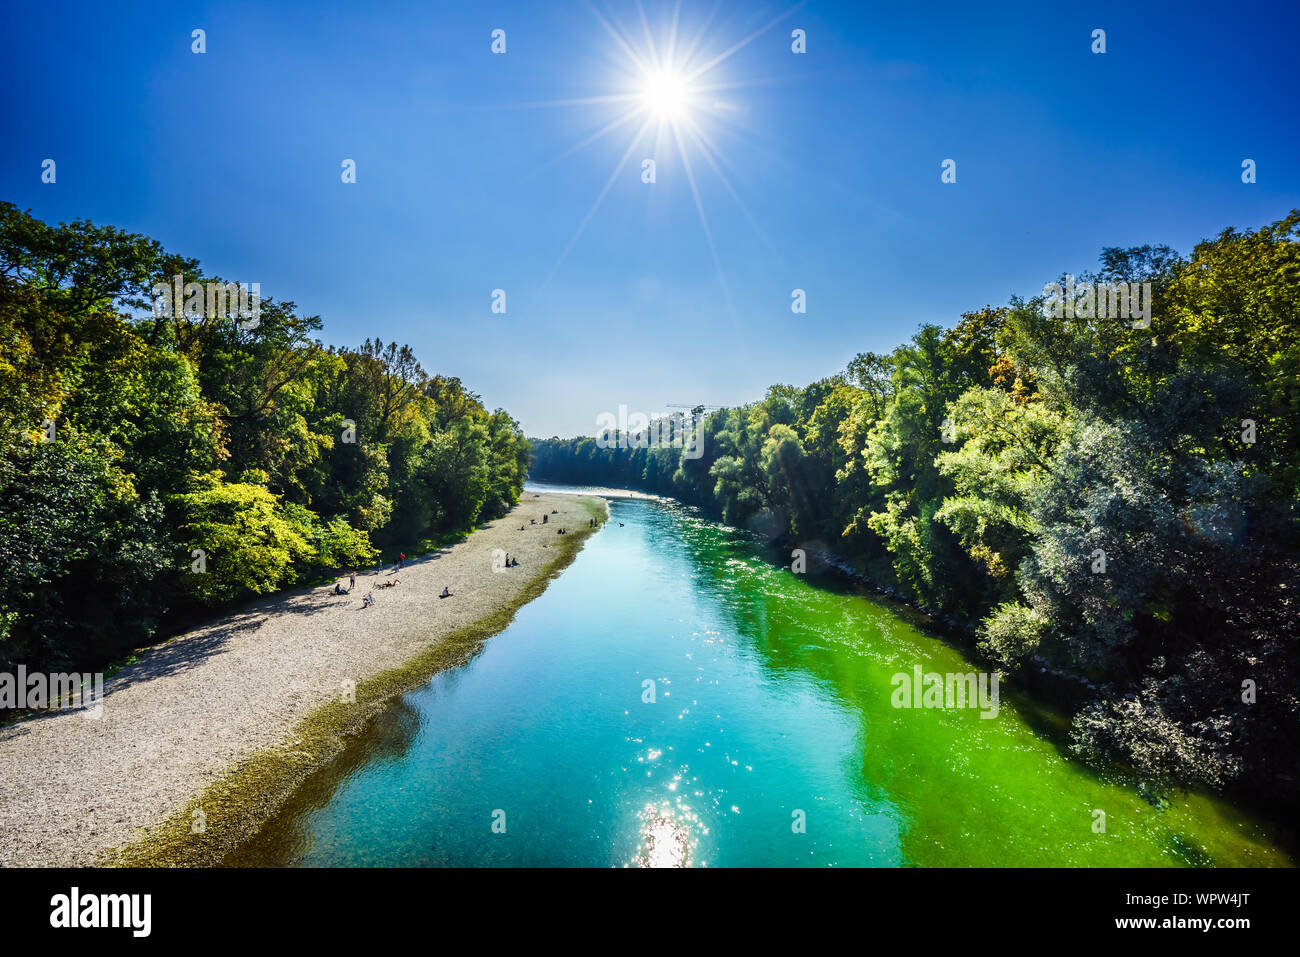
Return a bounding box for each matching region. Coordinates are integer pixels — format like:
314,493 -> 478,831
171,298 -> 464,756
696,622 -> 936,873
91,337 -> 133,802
679,116 -> 786,267
689,72 -> 808,96
495,93 -> 644,111
683,1 -> 809,84
534,112 -> 658,302
675,0 -> 725,77
670,116 -> 735,320
586,0 -> 652,77
539,107 -> 649,173
636,0 -> 661,71
663,0 -> 683,73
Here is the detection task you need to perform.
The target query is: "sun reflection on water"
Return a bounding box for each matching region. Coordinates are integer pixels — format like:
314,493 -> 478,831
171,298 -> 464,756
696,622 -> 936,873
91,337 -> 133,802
632,802 -> 701,868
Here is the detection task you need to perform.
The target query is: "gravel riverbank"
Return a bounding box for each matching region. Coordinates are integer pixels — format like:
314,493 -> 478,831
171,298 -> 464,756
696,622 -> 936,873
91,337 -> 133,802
0,492 -> 605,867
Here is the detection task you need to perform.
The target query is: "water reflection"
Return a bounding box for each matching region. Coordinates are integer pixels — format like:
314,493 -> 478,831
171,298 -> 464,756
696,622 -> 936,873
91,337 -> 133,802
224,695 -> 425,866
227,495 -> 1292,868
632,802 -> 699,868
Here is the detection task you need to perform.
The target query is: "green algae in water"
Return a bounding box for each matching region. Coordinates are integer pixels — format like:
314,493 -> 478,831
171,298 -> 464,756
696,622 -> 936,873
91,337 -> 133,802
230,496 -> 1292,868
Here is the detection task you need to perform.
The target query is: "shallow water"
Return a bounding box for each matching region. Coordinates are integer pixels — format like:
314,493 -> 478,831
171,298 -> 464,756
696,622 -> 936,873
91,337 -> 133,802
229,495 -> 1292,867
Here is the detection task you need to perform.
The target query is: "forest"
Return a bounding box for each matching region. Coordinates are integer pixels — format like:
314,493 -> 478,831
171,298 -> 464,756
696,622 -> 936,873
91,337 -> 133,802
531,212 -> 1300,811
0,203 -> 529,679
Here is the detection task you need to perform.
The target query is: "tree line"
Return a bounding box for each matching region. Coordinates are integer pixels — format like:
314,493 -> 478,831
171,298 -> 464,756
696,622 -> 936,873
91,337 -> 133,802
0,203 -> 529,680
531,212 -> 1299,810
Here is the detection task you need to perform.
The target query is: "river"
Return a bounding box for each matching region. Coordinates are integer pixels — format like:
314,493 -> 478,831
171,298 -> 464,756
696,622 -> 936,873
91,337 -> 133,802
227,489 -> 1291,867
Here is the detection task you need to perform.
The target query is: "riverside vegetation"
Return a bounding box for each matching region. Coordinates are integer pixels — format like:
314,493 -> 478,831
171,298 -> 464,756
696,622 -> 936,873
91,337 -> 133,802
0,203 -> 530,685
530,212 -> 1300,820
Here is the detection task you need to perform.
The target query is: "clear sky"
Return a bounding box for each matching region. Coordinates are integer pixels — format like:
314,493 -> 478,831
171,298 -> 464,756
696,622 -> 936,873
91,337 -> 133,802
3,0 -> 1297,437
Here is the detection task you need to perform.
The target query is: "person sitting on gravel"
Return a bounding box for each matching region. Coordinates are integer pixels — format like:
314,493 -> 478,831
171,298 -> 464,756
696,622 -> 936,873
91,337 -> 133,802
334,582 -> 347,595
439,586 -> 452,598
362,592 -> 376,608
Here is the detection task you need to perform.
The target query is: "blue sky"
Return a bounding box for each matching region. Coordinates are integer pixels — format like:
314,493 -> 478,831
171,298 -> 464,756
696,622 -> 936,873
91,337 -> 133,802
3,0 -> 1297,437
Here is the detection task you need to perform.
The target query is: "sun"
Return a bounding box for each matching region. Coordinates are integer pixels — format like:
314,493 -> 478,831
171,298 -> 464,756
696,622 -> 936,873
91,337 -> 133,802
640,68 -> 691,119
524,2 -> 806,308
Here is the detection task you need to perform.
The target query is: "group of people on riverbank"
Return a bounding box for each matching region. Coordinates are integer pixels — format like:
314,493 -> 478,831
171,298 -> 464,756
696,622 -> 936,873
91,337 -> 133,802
335,504 -> 595,611
328,558 -> 452,610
